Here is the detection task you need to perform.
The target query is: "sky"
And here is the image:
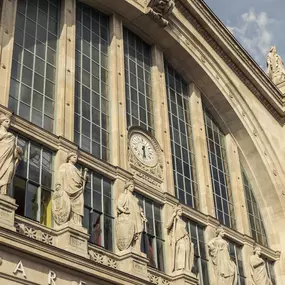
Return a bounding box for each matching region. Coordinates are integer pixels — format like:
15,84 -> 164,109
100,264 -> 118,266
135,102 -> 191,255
203,0 -> 285,70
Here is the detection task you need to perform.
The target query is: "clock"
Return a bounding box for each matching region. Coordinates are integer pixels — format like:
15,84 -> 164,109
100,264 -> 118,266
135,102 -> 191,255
129,133 -> 158,167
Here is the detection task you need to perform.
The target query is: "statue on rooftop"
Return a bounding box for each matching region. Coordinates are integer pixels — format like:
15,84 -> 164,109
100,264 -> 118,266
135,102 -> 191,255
266,46 -> 285,84
147,0 -> 175,26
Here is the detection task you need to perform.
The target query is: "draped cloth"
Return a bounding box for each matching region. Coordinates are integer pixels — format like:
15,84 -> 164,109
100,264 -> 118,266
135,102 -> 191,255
117,192 -> 143,235
58,162 -> 84,216
0,128 -> 16,188
250,255 -> 272,285
208,237 -> 237,285
169,218 -> 194,272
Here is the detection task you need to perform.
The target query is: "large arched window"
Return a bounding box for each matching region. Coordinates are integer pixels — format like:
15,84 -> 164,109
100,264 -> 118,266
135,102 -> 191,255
124,28 -> 154,132
203,109 -> 235,228
242,169 -> 268,246
165,62 -> 198,208
9,0 -> 60,133
74,2 -> 110,161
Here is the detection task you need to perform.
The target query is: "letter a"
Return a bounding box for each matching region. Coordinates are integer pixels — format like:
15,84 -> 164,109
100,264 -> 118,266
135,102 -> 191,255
13,260 -> 27,278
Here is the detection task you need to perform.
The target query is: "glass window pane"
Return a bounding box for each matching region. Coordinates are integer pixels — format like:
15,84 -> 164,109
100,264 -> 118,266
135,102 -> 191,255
81,168 -> 113,250
74,2 -> 110,161
124,28 -> 154,133
165,61 -> 198,209
9,0 -> 59,132
204,109 -> 235,228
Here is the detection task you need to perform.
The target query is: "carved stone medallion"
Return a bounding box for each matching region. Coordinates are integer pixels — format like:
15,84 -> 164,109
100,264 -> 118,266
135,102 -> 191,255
52,187 -> 71,225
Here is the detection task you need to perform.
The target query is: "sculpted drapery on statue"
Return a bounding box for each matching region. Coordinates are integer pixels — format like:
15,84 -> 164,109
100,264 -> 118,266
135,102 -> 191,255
0,113 -> 22,195
52,151 -> 88,226
208,227 -> 237,285
116,180 -> 147,253
250,247 -> 272,285
166,205 -> 194,273
266,46 -> 285,84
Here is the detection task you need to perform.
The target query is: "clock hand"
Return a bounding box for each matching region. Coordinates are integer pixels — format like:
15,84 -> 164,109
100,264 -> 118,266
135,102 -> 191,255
142,145 -> 146,158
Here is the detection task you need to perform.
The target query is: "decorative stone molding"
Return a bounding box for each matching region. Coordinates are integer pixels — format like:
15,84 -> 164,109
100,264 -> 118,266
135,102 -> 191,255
128,127 -> 164,188
147,0 -> 175,26
15,221 -> 54,245
174,0 -> 285,124
89,249 -> 118,269
148,272 -> 171,285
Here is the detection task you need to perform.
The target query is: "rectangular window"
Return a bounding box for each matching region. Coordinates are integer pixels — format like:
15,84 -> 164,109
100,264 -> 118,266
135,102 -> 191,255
81,169 -> 113,251
124,28 -> 154,132
204,110 -> 235,228
74,3 -> 110,161
11,135 -> 54,227
228,242 -> 246,285
165,62 -> 198,208
265,260 -> 277,285
9,0 -> 60,132
242,169 -> 268,246
135,193 -> 164,271
185,220 -> 209,285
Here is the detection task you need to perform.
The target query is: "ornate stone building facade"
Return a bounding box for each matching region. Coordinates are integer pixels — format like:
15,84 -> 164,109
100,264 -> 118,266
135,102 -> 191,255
0,0 -> 284,284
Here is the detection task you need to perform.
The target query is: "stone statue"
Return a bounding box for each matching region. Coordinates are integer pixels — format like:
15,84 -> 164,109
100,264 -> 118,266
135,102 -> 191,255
0,113 -> 22,195
52,151 -> 88,226
266,46 -> 285,84
166,205 -> 194,273
208,227 -> 237,285
116,180 -> 147,252
147,0 -> 175,26
250,246 -> 272,285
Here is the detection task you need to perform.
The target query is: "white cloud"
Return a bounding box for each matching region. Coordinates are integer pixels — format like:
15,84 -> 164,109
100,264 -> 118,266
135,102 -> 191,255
227,9 -> 275,68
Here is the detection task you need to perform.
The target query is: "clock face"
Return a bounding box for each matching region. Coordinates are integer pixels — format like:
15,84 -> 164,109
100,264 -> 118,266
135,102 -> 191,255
130,134 -> 158,167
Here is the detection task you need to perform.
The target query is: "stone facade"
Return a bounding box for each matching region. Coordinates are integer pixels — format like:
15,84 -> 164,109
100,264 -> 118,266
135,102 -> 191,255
0,0 -> 284,285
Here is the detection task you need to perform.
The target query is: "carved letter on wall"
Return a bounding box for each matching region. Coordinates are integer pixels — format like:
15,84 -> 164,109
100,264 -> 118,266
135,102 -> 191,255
13,260 -> 27,279
48,270 -> 57,285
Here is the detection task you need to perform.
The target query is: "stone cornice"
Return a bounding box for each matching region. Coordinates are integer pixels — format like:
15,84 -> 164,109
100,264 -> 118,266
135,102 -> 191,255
175,0 -> 285,124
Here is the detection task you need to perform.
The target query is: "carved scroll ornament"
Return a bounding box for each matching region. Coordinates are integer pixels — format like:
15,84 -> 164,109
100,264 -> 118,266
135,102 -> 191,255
147,0 -> 175,26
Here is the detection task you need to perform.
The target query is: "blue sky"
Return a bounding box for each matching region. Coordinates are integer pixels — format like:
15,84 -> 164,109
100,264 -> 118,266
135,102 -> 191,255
204,0 -> 285,70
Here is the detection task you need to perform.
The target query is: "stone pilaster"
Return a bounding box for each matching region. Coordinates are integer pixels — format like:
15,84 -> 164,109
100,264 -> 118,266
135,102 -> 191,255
117,249 -> 149,281
224,135 -> 250,235
203,219 -> 219,285
151,46 -> 174,195
0,194 -> 17,231
188,84 -> 215,216
55,222 -> 89,258
0,0 -> 17,107
172,272 -> 199,285
55,0 -> 76,140
109,14 -> 128,168
163,199 -> 176,275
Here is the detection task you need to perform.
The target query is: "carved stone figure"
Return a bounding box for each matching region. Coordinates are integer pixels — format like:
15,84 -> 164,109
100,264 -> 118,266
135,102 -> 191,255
208,227 -> 237,285
147,0 -> 175,26
266,46 -> 285,84
52,151 -> 88,226
250,246 -> 272,285
116,180 -> 147,252
0,113 -> 22,195
167,205 -> 194,273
